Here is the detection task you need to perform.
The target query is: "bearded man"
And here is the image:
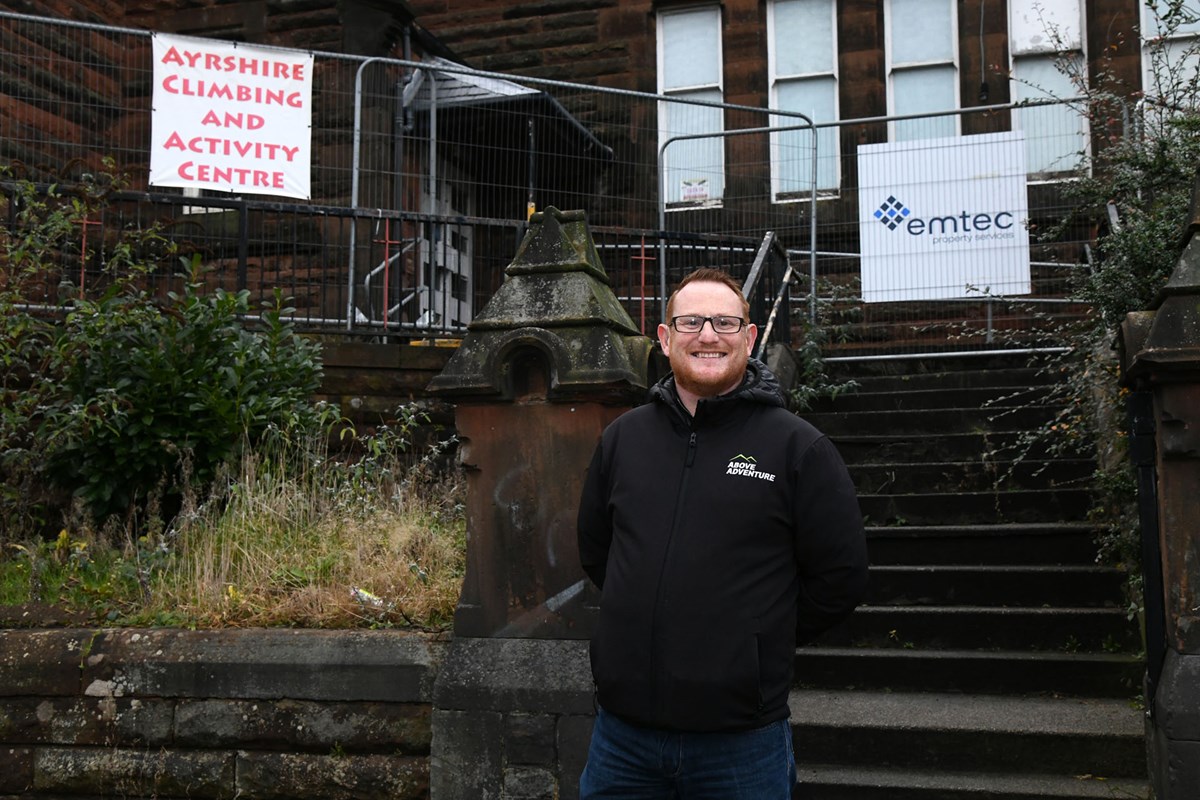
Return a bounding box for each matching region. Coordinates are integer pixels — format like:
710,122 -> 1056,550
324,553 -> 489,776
576,267 -> 868,799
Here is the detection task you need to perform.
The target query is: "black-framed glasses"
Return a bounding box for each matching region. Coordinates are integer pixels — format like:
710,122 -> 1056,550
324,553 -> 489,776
669,315 -> 747,334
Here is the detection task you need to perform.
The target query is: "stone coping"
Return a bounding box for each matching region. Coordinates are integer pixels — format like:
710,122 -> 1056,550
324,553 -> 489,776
0,627 -> 446,703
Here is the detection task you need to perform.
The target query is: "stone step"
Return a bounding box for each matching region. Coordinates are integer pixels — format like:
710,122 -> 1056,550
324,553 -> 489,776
821,316 -> 1087,355
866,524 -> 1101,566
812,383 -> 1056,413
817,605 -> 1139,651
866,564 -> 1127,608
789,689 -> 1146,778
824,353 -> 1062,379
793,647 -> 1143,697
848,458 -> 1094,494
832,431 -> 1066,464
795,763 -> 1150,799
825,364 -> 1051,388
804,404 -> 1061,437
797,355 -> 1147,798
858,488 -> 1092,527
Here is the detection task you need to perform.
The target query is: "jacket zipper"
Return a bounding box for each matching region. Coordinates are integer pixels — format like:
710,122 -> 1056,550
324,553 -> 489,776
650,429 -> 698,715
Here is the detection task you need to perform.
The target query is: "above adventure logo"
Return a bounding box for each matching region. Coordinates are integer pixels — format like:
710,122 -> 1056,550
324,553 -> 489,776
725,454 -> 776,482
873,194 -> 1017,246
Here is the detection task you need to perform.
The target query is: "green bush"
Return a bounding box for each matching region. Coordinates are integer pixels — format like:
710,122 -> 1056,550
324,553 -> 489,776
0,174 -> 96,535
41,276 -> 327,524
1,174 -> 331,535
988,1 -> 1200,619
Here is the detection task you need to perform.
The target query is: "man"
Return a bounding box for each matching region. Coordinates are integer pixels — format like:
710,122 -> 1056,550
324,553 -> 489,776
576,267 -> 868,799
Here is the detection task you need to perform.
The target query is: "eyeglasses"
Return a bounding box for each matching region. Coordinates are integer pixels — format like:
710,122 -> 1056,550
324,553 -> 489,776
669,315 -> 747,334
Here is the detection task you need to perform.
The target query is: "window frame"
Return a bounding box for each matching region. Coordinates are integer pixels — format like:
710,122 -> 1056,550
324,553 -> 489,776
656,3 -> 726,210
767,0 -> 840,201
884,0 -> 961,142
1008,0 -> 1090,181
1139,1 -> 1200,110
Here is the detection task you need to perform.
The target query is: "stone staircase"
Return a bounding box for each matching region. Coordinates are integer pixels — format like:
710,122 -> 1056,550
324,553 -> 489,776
791,354 -> 1148,799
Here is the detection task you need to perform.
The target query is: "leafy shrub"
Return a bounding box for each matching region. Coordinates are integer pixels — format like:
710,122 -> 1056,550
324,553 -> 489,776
789,277 -> 860,412
1,172 -> 331,536
0,173 -> 101,534
41,275 -> 327,523
984,2 -> 1200,619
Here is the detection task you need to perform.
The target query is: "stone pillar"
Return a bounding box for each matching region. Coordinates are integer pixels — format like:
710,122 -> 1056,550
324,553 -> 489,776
1119,178 -> 1200,800
427,207 -> 652,799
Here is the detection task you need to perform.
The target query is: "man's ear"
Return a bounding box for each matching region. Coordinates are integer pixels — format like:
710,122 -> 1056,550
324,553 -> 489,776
745,323 -> 758,355
657,323 -> 672,355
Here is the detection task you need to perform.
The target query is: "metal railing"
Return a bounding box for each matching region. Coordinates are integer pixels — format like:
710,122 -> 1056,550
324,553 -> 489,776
0,10 -> 1117,358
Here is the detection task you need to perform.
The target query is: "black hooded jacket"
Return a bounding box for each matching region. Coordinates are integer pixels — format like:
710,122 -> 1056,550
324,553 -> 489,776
577,359 -> 868,732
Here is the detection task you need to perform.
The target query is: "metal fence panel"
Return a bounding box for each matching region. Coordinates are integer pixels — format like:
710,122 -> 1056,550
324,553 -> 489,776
1,10 -> 1107,357
802,101 -> 1106,358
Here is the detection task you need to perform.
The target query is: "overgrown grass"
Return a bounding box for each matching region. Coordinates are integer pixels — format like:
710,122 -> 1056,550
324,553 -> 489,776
0,409 -> 466,630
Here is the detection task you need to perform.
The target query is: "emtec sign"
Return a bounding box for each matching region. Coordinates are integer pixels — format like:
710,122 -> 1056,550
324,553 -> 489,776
857,133 -> 1031,303
875,196 -> 1016,244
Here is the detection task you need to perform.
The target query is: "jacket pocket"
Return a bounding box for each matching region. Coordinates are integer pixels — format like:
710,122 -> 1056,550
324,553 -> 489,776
589,606 -> 653,717
662,618 -> 762,728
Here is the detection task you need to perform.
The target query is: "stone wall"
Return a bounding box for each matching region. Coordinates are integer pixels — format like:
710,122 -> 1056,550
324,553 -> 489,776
405,0 -> 654,92
1118,174 -> 1200,800
0,628 -> 443,799
432,638 -> 595,800
317,342 -> 457,430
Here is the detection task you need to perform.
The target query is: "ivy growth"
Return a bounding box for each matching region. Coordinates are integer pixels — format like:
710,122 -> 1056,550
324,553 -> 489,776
789,276 -> 861,412
989,0 -> 1200,618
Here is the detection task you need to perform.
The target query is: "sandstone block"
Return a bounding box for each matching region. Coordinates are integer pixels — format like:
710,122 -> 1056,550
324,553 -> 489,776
174,698 -> 431,754
82,629 -> 442,703
0,697 -> 172,747
502,765 -> 558,799
0,630 -> 97,697
236,752 -> 428,800
504,712 -> 557,765
33,746 -> 235,798
555,714 -> 594,800
0,746 -> 33,793
430,708 -> 503,799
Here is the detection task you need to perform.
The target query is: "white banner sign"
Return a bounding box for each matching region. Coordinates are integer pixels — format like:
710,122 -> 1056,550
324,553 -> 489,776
857,132 -> 1031,303
150,33 -> 312,200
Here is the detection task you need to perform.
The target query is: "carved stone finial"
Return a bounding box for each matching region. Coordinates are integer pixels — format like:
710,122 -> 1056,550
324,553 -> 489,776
1120,172 -> 1200,382
428,207 -> 651,402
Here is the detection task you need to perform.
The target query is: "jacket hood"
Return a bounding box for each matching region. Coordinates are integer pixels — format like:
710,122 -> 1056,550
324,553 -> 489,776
650,357 -> 787,418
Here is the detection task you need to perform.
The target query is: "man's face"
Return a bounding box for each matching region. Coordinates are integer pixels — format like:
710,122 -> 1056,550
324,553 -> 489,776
657,280 -> 758,402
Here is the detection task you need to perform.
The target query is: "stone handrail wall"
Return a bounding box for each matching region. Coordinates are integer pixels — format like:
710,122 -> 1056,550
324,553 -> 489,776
1118,173 -> 1200,800
0,628 -> 443,799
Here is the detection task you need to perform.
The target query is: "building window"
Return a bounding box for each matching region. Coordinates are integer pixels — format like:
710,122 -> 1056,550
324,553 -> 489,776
886,0 -> 959,141
658,5 -> 724,208
768,0 -> 838,199
1141,1 -> 1200,112
1009,0 -> 1088,177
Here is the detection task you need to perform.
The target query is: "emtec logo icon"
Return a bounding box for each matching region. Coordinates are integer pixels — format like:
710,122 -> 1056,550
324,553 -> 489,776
871,195 -> 1017,245
873,196 -> 911,230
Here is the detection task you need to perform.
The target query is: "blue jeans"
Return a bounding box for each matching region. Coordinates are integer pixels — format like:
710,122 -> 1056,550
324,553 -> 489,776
579,706 -> 797,799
